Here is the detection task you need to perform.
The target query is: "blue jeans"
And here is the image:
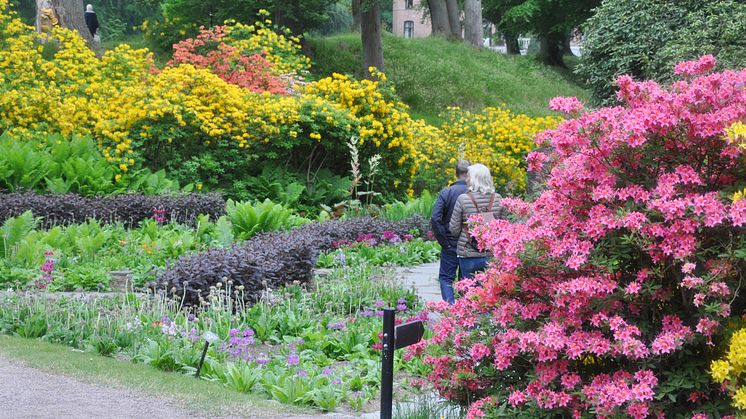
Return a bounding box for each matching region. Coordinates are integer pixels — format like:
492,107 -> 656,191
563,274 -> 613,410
438,245 -> 458,304
458,257 -> 488,280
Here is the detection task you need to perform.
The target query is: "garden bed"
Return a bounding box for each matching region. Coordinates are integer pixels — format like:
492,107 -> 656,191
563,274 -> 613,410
0,263 -> 433,414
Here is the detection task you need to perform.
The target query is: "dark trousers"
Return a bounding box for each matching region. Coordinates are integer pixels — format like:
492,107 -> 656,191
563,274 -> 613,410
458,256 -> 488,280
438,245 -> 459,304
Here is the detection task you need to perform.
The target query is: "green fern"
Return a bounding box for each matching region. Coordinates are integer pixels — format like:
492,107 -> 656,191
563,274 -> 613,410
0,211 -> 38,260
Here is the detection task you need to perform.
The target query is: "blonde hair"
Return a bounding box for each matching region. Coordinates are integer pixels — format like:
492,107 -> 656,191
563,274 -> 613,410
467,164 -> 495,194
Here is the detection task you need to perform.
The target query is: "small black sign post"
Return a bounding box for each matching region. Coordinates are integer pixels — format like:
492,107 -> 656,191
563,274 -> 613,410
380,308 -> 426,419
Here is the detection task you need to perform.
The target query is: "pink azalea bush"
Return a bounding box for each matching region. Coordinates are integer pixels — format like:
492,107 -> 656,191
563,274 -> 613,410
168,26 -> 288,94
413,56 -> 746,417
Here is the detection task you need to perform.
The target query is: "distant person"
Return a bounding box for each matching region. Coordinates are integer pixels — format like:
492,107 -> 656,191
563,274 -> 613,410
449,164 -> 502,280
84,4 -> 99,38
430,160 -> 470,304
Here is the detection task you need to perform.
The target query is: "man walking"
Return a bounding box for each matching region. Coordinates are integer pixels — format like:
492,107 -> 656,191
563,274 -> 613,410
430,160 -> 469,303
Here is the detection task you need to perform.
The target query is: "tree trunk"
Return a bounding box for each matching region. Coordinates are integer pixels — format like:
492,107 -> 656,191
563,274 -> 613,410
427,0 -> 450,36
351,0 -> 362,32
463,0 -> 481,47
36,0 -> 93,46
539,32 -> 565,67
561,32 -> 572,56
504,32 -> 519,54
444,0 -> 461,39
361,1 -> 384,79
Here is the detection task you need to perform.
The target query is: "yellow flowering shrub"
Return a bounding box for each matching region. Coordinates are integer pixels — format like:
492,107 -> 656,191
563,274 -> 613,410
303,70 -> 419,195
224,12 -> 311,76
417,106 -> 562,193
727,121 -> 746,202
710,327 -> 746,410
0,2 -> 415,196
0,0 -> 561,198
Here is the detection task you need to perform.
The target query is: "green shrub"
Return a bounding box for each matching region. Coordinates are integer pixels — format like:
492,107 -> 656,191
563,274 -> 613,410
577,0 -> 746,105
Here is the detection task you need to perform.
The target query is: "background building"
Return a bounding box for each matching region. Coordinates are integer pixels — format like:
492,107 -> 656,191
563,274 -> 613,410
392,0 -> 431,38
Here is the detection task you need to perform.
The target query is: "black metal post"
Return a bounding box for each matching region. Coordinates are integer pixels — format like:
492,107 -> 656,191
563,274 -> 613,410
195,341 -> 210,378
209,9 -> 213,27
380,308 -> 395,419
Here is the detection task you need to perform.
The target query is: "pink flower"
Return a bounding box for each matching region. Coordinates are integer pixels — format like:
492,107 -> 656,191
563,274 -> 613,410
625,282 -> 642,295
549,96 -> 584,114
527,151 -> 548,172
681,262 -> 696,274
469,343 -> 491,361
561,372 -> 581,389
627,402 -> 649,419
674,55 -> 717,76
695,317 -> 719,337
508,390 -> 527,406
681,276 -> 703,289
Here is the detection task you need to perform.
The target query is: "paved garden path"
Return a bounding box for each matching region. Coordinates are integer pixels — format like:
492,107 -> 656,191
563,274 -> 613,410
396,262 -> 442,304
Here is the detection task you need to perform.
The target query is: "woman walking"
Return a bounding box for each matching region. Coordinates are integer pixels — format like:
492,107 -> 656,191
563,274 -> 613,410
449,164 -> 502,280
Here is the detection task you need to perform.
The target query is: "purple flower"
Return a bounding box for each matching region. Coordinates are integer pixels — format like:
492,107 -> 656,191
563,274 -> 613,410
229,328 -> 240,337
286,352 -> 299,366
256,354 -> 270,365
296,338 -> 305,345
375,310 -> 384,317
397,298 -> 407,304
297,369 -> 308,377
322,367 -> 333,375
374,300 -> 385,308
187,313 -> 196,322
360,310 -> 374,317
332,378 -> 342,385
160,316 -> 171,325
396,304 -> 408,311
327,321 -> 345,330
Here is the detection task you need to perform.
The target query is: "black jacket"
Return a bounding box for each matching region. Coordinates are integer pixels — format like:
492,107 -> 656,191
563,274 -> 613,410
85,11 -> 99,36
430,179 -> 467,249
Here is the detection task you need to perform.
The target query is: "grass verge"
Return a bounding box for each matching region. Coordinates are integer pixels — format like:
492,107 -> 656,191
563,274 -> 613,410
0,335 -> 307,418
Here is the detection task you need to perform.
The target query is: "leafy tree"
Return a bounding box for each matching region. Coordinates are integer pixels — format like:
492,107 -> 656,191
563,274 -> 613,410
577,0 -> 746,105
482,0 -> 599,66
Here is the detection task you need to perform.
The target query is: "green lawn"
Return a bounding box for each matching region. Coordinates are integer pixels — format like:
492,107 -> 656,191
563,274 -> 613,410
0,335 -> 305,417
307,33 -> 590,123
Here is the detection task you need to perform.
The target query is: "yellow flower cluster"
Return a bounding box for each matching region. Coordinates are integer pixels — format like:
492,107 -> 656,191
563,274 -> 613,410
710,328 -> 746,410
304,72 -> 419,175
726,121 -> 746,147
418,106 -> 561,192
225,13 -> 311,76
727,121 -> 746,201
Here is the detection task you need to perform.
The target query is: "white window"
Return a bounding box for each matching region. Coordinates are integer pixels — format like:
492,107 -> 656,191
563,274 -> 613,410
405,0 -> 414,9
404,21 -> 414,38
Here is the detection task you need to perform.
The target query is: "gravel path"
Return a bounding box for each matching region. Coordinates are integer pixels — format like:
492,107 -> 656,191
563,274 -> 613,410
0,356 -> 199,419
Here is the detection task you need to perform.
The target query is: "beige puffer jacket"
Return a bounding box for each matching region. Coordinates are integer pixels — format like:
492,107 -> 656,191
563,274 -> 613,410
449,192 -> 502,257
